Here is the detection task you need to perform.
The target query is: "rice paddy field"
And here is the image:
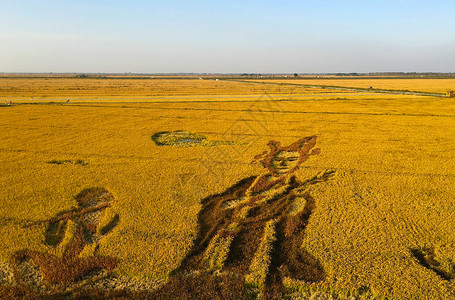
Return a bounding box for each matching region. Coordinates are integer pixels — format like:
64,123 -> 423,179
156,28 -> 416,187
1,76 -> 455,299
244,78 -> 455,94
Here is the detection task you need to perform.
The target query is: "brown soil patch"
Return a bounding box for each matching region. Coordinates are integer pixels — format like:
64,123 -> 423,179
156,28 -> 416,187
0,284 -> 38,300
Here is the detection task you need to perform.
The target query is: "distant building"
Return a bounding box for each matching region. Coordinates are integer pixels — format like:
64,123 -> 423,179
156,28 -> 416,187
447,91 -> 454,98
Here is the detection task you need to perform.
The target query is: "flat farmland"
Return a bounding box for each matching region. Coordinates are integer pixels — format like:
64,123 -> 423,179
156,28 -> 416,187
1,77 -> 455,299
0,77 -> 339,101
244,78 -> 455,94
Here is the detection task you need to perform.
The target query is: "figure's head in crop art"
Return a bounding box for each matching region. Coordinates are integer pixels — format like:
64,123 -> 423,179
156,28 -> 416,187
75,187 -> 114,209
74,187 -> 115,232
255,136 -> 321,177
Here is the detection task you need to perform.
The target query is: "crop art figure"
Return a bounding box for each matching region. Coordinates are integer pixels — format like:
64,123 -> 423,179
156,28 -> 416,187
12,188 -> 119,289
178,135 -> 335,295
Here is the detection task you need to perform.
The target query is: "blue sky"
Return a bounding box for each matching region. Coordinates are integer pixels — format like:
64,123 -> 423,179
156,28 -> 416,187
1,0 -> 454,73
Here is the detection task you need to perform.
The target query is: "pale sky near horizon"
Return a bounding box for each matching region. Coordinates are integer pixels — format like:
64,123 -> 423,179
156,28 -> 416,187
1,0 -> 454,73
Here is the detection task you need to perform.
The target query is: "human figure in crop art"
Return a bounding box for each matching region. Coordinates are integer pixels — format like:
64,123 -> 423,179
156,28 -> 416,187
176,135 -> 335,297
12,188 -> 119,289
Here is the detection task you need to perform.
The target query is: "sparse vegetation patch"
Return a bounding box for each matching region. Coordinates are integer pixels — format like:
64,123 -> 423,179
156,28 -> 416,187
46,159 -> 88,166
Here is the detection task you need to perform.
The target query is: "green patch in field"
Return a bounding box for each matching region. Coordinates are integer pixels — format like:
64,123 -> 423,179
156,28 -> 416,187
152,130 -> 238,147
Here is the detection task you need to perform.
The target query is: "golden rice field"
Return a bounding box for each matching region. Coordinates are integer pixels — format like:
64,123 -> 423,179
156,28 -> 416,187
0,77 -> 337,101
245,78 -> 455,94
1,77 -> 455,299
